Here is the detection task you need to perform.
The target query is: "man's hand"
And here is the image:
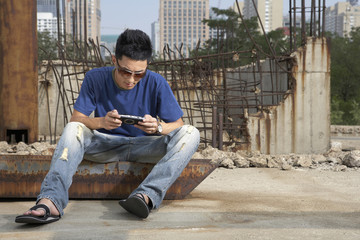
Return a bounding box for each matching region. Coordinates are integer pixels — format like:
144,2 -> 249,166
102,109 -> 122,130
135,114 -> 158,134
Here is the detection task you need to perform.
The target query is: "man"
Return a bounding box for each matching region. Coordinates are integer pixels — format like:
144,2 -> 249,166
15,29 -> 200,223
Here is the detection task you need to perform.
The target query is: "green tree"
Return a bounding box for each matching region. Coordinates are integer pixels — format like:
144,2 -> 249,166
199,8 -> 261,56
329,27 -> 360,124
37,31 -> 58,63
193,7 -> 287,67
37,31 -> 102,64
330,96 -> 344,125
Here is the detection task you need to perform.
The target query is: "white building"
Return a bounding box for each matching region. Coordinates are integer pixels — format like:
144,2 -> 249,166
65,0 -> 101,41
243,0 -> 283,33
151,21 -> 161,56
159,0 -> 210,57
325,1 -> 360,37
37,12 -> 63,37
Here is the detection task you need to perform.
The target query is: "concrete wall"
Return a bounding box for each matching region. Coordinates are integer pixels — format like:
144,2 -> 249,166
247,37 -> 331,154
225,59 -> 289,118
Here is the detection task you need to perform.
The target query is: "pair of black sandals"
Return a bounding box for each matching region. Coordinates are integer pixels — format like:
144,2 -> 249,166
15,194 -> 151,224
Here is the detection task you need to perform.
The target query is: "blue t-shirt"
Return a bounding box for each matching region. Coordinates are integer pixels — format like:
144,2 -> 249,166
74,66 -> 183,137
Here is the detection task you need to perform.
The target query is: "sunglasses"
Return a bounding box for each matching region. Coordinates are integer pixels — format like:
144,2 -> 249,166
116,60 -> 147,80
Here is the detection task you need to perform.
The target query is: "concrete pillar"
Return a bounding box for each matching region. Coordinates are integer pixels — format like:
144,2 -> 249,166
248,37 -> 331,154
0,0 -> 38,143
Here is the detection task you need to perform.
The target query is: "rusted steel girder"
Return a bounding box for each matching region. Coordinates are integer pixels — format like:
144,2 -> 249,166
0,156 -> 217,200
0,0 -> 38,144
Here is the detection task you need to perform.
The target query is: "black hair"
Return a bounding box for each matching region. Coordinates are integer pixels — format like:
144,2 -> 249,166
115,29 -> 152,62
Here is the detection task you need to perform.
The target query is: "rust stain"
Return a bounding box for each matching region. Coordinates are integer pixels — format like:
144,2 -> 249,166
325,38 -> 331,73
265,113 -> 271,154
256,119 -> 261,151
291,58 -> 298,153
273,107 -> 278,154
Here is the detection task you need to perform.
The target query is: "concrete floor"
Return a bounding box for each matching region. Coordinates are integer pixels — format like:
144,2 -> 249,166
1,168 -> 359,240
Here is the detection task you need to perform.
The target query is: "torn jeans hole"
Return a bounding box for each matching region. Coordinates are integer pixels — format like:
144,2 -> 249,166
76,125 -> 83,141
60,148 -> 68,161
186,125 -> 194,134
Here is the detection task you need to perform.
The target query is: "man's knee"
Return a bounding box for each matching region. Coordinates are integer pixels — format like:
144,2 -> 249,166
64,121 -> 85,131
62,122 -> 91,141
177,125 -> 200,144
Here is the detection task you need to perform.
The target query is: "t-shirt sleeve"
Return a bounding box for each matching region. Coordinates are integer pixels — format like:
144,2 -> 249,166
156,79 -> 184,122
73,72 -> 96,116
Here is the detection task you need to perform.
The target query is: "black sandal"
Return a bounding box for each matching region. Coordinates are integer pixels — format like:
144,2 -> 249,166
15,204 -> 61,224
119,193 -> 151,218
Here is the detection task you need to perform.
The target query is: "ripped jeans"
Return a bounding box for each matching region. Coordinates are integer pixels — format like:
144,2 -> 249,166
37,122 -> 200,216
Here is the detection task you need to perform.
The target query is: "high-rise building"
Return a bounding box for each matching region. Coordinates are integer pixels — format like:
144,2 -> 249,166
65,0 -> 101,41
37,0 -> 101,41
325,2 -> 360,37
37,12 -> 64,37
37,0 -> 61,16
232,1 -> 244,14
159,0 -> 210,57
151,21 -> 161,56
37,0 -> 65,37
243,0 -> 283,33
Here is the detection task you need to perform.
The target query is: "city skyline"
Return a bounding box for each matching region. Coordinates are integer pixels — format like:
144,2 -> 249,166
100,0 -> 235,36
100,0 -> 342,37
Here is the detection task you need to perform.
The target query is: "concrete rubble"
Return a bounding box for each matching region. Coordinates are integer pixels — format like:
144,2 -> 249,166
1,140 -> 359,171
0,141 -> 56,156
193,141 -> 359,171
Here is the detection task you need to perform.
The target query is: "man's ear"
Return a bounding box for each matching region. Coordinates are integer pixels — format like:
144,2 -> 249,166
111,55 -> 116,65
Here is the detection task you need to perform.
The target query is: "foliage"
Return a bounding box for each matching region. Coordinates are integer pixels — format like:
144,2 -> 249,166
37,31 -> 101,64
330,97 -> 345,125
350,99 -> 360,125
37,31 -> 58,63
190,7 -> 287,67
329,27 -> 360,125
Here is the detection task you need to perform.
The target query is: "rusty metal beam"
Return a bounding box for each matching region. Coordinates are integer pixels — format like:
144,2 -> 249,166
0,156 -> 217,200
0,0 -> 38,144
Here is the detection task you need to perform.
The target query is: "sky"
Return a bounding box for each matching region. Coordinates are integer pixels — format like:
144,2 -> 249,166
100,0 -> 343,36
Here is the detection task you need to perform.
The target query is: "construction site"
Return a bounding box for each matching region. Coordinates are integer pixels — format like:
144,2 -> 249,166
0,0 -> 359,239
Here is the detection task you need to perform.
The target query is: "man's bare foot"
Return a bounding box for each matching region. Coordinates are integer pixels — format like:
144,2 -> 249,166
136,193 -> 149,205
23,198 -> 60,216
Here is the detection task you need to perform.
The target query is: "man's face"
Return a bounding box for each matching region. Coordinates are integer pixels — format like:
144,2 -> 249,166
112,55 -> 148,90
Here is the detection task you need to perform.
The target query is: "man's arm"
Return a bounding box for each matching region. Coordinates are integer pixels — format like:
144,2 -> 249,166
70,109 -> 122,130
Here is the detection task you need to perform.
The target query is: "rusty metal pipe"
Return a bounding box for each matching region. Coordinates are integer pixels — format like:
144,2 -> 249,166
218,113 -> 223,150
212,106 -> 217,148
0,0 -> 38,143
